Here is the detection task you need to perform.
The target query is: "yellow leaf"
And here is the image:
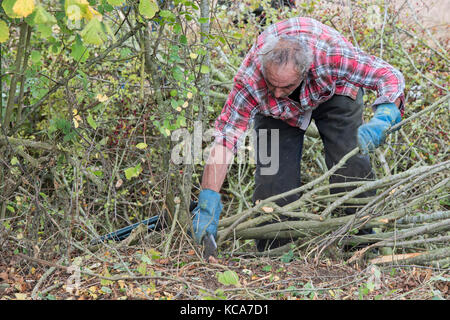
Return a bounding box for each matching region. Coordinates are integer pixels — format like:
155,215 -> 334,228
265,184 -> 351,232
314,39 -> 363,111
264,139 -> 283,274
67,4 -> 82,21
182,101 -> 189,108
186,92 -> 193,99
84,6 -> 102,21
15,293 -> 28,300
136,142 -> 148,150
73,115 -> 82,128
96,93 -> 108,102
189,53 -> 198,59
13,0 -> 35,18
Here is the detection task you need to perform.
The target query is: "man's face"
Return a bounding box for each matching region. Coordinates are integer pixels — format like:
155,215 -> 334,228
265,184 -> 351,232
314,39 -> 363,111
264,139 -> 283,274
264,62 -> 303,99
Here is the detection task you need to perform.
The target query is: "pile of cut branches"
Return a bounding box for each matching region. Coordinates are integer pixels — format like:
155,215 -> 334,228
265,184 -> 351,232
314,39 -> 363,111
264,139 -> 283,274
217,95 -> 450,267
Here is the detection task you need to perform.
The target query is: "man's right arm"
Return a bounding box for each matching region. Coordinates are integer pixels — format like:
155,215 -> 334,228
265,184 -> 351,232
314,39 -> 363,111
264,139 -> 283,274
201,144 -> 234,193
191,144 -> 233,244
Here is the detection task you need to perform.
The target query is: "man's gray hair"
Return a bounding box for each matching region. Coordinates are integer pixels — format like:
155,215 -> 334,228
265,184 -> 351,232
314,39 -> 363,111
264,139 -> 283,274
258,34 -> 313,76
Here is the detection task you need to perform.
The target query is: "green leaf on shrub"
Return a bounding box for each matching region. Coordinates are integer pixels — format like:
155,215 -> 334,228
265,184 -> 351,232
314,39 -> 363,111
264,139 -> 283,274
107,0 -> 124,6
200,65 -> 210,74
80,17 -> 106,45
159,10 -> 174,19
124,163 -> 142,180
139,0 -> 159,19
0,20 -> 9,43
32,5 -> 56,25
37,23 -> 52,38
71,36 -> 89,62
87,113 -> 97,129
2,0 -> 21,19
30,50 -> 41,64
136,143 -> 147,150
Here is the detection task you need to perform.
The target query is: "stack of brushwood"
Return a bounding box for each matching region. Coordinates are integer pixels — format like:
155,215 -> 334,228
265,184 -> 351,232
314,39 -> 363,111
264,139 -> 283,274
216,94 -> 450,267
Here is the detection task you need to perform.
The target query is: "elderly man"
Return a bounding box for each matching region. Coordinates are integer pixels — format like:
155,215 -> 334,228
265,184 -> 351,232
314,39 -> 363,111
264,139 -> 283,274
192,17 -> 405,253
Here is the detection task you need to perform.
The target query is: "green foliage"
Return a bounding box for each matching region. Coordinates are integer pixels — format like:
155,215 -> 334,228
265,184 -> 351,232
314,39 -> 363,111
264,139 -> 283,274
48,118 -> 77,142
0,20 -> 10,43
216,270 -> 240,287
124,163 -> 142,180
280,249 -> 294,263
2,0 -> 22,19
138,0 -> 159,19
80,16 -> 107,45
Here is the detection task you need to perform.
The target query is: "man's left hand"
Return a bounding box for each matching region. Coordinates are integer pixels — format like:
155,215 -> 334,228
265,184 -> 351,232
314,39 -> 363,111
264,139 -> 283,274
357,102 -> 401,154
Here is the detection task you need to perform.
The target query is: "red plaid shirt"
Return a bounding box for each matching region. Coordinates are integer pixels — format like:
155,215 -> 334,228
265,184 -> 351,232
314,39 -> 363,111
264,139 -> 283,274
214,17 -> 405,153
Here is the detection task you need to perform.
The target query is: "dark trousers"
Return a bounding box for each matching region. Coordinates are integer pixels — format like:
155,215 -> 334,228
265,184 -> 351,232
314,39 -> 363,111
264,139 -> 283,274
253,90 -> 375,250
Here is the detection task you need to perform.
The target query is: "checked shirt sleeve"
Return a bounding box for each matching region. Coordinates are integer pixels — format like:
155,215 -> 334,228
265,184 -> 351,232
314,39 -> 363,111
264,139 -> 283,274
326,44 -> 406,115
213,81 -> 259,154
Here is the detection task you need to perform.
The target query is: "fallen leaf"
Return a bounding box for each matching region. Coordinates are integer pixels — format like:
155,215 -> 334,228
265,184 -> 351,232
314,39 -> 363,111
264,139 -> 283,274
208,255 -> 219,264
156,258 -> 169,265
15,293 -> 27,300
0,272 -> 8,281
261,206 -> 274,213
115,178 -> 123,189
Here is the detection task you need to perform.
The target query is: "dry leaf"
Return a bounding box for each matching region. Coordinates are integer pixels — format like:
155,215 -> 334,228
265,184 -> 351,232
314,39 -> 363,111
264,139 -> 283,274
155,258 -> 169,265
96,93 -> 108,102
261,206 -> 274,213
15,293 -> 27,300
208,255 -> 219,264
0,272 -> 8,281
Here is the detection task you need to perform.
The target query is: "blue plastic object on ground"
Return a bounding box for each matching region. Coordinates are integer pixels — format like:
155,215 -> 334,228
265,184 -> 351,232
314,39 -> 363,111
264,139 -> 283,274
90,215 -> 160,245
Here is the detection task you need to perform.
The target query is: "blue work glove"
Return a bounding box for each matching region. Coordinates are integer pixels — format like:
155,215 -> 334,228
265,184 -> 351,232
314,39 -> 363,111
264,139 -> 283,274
192,189 -> 223,244
357,103 -> 401,154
